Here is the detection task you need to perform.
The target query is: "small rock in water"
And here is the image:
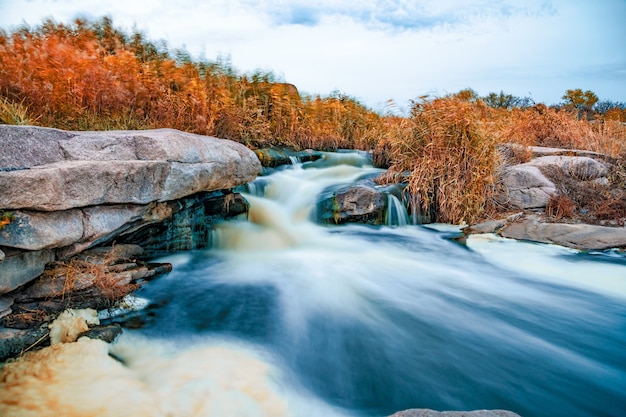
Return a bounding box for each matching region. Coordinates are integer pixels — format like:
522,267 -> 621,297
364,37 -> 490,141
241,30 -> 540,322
388,409 -> 522,417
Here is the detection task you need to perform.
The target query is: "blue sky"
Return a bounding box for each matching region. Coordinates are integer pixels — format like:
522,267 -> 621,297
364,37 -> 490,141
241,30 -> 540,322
0,0 -> 624,113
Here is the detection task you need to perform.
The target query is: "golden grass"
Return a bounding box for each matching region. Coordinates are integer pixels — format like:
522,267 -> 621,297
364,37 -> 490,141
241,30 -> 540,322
1,17 -> 624,225
380,98 -> 500,224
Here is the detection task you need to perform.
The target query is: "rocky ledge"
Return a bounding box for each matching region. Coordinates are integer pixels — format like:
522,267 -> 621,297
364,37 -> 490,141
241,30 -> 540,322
0,125 -> 261,360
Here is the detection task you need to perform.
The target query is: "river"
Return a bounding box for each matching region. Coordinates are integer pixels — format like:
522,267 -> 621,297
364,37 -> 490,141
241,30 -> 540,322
4,152 -> 626,417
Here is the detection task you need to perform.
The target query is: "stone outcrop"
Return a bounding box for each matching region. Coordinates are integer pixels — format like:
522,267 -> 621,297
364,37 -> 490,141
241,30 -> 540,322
254,148 -> 322,168
465,214 -> 626,250
499,215 -> 626,250
316,180 -> 394,225
0,125 -> 261,295
389,409 -> 521,417
0,126 -> 260,211
497,146 -> 612,210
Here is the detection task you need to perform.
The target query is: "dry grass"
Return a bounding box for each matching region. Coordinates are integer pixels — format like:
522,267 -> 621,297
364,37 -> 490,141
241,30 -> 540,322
0,18 -> 380,151
1,17 -> 624,225
380,98 -> 500,224
43,257 -> 140,308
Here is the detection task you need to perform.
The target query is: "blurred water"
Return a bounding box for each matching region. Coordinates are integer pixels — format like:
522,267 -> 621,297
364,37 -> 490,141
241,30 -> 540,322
131,152 -> 626,417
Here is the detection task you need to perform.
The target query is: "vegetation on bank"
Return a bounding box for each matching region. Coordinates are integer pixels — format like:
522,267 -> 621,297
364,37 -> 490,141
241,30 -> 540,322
1,17 -> 625,224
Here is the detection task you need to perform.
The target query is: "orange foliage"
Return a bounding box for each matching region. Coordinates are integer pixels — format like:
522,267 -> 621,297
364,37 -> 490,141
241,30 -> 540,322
0,18 -> 379,150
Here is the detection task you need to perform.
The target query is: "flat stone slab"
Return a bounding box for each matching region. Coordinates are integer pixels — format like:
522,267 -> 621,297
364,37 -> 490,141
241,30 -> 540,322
0,126 -> 261,211
501,217 -> 626,250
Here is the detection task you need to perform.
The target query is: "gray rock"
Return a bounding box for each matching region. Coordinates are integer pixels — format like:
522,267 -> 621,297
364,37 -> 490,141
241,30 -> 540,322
0,126 -> 261,211
0,325 -> 49,362
0,294 -> 14,319
388,409 -> 521,417
78,323 -> 122,343
499,164 -> 556,209
501,217 -> 626,250
0,210 -> 83,250
317,181 -> 387,225
0,249 -> 55,295
529,155 -> 609,180
0,125 -> 72,169
502,143 -> 603,159
464,219 -> 507,234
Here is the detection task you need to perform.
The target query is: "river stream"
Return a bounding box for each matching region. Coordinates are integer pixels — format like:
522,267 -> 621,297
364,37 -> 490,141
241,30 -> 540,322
5,152 -> 625,417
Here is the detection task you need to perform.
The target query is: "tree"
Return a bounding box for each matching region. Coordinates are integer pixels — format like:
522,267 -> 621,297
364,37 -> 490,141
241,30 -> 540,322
562,89 -> 598,110
482,91 -> 534,109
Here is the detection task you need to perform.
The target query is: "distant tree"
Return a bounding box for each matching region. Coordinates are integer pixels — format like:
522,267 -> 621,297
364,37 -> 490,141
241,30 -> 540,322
482,91 -> 534,109
561,89 -> 599,119
594,99 -> 626,115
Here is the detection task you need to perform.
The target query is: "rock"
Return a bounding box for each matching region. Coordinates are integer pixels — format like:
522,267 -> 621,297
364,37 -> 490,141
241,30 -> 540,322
499,164 -> 556,209
76,244 -> 144,265
0,295 -> 14,319
0,126 -> 261,211
78,323 -> 122,343
0,209 -> 84,250
0,249 -> 55,295
0,248 -> 4,263
501,216 -> 626,250
317,181 -> 387,225
501,143 -> 604,159
115,191 -> 249,257
0,125 -> 71,169
529,155 -> 610,180
0,325 -> 49,362
254,148 -> 322,168
464,219 -> 507,234
388,409 -> 521,417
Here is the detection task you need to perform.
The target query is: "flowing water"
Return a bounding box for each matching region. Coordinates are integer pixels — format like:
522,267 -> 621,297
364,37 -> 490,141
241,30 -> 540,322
4,152 -> 625,417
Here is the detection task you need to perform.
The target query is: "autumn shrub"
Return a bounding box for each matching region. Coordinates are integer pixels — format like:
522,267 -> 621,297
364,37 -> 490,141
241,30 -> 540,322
381,97 -> 500,224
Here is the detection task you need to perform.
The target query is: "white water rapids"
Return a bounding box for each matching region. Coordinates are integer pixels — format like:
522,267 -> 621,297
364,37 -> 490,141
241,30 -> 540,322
1,152 -> 625,417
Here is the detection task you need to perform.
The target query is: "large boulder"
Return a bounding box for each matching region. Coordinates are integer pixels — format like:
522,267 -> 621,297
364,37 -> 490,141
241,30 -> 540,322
0,126 -> 261,211
499,164 -> 557,209
0,126 -> 261,294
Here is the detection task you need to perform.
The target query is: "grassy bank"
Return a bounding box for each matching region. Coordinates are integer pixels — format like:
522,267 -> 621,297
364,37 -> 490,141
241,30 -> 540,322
1,17 -> 625,224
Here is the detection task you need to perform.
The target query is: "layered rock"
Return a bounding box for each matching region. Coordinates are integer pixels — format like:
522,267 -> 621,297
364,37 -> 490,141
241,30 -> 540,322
0,126 -> 261,295
0,126 -> 260,211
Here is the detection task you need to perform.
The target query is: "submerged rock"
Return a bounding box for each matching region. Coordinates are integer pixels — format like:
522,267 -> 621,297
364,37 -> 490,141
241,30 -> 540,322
389,409 -> 522,417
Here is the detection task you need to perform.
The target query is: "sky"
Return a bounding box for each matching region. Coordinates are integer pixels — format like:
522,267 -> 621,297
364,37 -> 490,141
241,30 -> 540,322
0,0 -> 624,113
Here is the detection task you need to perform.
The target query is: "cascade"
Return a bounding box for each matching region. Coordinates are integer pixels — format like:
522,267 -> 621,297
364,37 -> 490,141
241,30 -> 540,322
386,194 -> 410,226
2,151 -> 625,417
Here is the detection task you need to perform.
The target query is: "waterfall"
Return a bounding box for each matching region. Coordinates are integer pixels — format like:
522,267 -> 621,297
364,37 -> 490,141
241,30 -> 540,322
386,194 -> 410,226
